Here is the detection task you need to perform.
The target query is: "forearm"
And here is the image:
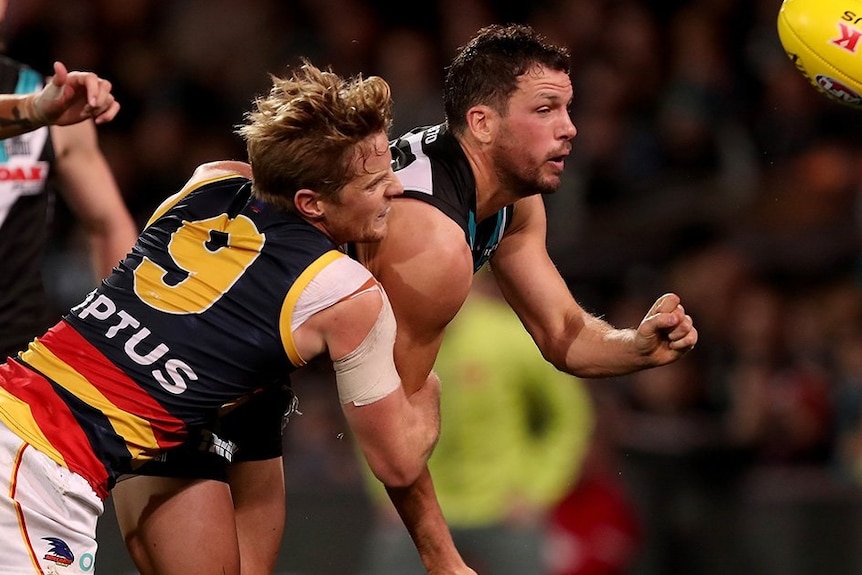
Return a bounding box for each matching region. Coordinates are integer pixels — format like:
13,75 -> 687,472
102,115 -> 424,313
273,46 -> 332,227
0,94 -> 45,139
557,292 -> 695,376
558,315 -> 647,378
385,467 -> 473,574
348,372 -> 441,488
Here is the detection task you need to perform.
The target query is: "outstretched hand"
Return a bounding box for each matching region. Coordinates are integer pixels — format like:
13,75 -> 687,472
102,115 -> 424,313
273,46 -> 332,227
31,61 -> 120,125
635,293 -> 698,366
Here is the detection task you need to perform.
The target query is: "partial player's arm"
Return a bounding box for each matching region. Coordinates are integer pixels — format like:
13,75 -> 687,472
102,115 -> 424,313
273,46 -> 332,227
293,285 -> 441,487
491,195 -> 698,377
355,198 -> 477,574
51,120 -> 139,279
0,61 -> 119,139
357,198 -> 473,394
0,94 -> 46,138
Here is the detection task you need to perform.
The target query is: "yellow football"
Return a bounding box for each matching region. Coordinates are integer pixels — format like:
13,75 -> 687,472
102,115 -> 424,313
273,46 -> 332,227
778,0 -> 862,107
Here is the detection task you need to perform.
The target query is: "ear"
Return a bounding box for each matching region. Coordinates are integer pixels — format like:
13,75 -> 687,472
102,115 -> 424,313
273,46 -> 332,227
465,104 -> 496,145
294,189 -> 324,219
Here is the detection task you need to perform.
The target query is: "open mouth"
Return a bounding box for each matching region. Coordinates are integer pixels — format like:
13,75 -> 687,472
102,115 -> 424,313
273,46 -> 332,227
548,147 -> 570,171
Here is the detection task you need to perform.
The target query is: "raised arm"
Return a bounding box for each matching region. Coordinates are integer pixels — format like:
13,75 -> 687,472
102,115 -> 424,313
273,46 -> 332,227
491,195 -> 698,377
0,61 -> 119,139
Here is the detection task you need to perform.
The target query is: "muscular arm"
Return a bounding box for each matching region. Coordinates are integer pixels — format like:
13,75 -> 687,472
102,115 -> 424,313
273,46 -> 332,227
51,120 -> 139,279
358,199 -> 473,393
491,195 -> 697,376
294,284 -> 442,487
356,198 -> 477,573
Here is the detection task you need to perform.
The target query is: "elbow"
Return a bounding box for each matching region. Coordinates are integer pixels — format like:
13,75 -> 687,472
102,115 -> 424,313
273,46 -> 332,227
368,432 -> 437,488
546,350 -> 569,373
537,315 -> 588,375
538,337 -> 570,373
370,458 -> 426,488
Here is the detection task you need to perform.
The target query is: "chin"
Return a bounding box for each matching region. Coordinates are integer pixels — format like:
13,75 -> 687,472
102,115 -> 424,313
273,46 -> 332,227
539,173 -> 562,194
361,228 -> 386,244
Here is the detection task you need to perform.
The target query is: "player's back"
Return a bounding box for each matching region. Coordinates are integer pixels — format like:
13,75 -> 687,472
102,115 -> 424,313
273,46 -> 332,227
0,174 -> 341,497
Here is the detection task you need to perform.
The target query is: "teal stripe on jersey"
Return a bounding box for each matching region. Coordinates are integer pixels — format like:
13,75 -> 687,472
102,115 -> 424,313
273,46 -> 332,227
16,68 -> 41,94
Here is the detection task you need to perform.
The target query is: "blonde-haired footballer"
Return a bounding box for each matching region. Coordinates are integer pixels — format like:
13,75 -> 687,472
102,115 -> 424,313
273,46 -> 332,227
0,60 -> 441,575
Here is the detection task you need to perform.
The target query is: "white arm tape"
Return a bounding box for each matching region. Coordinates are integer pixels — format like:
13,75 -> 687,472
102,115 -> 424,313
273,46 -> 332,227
333,288 -> 401,406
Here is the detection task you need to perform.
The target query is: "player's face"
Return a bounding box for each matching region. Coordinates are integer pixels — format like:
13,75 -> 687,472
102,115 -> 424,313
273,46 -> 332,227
322,131 -> 403,245
493,65 -> 576,197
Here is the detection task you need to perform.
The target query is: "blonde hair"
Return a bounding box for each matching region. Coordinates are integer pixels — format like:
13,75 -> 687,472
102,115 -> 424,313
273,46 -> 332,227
236,60 -> 393,211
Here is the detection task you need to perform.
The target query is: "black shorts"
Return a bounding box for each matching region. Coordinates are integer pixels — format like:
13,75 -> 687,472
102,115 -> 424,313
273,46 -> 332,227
134,385 -> 295,482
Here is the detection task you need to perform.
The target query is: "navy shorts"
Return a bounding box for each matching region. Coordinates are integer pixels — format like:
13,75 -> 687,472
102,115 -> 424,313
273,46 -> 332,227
134,385 -> 294,482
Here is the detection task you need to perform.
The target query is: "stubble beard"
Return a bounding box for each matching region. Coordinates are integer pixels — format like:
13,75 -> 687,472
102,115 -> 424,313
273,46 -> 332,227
496,151 -> 561,199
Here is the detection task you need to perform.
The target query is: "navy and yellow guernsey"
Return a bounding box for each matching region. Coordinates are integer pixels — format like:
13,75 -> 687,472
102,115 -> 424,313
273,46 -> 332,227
389,123 -> 513,272
0,173 -> 352,499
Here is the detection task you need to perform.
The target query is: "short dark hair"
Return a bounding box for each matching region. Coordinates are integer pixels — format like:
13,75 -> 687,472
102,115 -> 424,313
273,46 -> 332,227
443,23 -> 571,135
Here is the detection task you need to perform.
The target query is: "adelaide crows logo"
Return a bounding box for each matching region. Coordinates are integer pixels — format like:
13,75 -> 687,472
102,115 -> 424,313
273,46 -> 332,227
43,537 -> 74,566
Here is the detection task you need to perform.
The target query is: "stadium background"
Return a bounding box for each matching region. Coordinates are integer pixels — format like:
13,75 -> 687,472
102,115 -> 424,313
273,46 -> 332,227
4,0 -> 862,573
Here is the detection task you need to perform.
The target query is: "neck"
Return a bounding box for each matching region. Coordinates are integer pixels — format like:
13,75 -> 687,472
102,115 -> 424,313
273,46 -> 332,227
305,218 -> 339,246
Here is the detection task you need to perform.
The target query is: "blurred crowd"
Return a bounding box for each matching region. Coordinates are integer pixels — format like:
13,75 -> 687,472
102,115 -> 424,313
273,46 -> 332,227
6,0 -> 862,573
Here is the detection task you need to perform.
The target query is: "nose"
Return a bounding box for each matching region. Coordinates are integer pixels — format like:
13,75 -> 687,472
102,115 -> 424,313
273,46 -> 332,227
561,113 -> 577,141
386,175 -> 404,197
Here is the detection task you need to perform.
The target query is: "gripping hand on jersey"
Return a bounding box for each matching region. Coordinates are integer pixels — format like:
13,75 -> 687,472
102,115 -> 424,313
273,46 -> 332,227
27,61 -> 120,126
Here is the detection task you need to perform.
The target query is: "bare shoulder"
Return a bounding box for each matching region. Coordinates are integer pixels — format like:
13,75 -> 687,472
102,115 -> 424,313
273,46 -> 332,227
371,197 -> 473,330
392,198 -> 470,260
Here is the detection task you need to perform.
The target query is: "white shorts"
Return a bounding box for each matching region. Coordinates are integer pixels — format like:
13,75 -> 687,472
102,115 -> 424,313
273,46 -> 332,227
0,420 -> 103,574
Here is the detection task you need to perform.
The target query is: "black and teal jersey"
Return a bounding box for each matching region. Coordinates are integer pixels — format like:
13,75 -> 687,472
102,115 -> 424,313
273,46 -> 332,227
0,56 -> 56,360
390,123 -> 513,272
